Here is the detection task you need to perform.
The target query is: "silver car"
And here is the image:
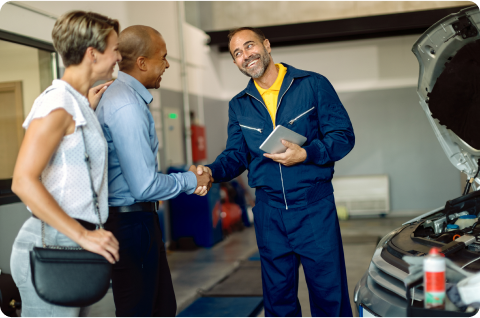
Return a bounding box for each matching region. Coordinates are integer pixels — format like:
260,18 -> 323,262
354,6 -> 480,317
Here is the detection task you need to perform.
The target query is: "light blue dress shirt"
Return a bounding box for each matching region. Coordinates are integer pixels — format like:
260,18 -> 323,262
96,71 -> 197,206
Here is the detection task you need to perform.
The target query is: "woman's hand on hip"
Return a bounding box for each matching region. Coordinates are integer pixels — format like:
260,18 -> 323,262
78,229 -> 120,264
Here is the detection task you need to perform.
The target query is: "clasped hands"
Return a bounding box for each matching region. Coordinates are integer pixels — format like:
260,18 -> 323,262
189,165 -> 214,196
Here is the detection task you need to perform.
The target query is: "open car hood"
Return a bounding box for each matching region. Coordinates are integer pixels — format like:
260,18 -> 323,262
412,6 -> 480,186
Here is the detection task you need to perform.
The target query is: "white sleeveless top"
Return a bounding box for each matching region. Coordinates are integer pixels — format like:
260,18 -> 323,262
23,80 -> 108,224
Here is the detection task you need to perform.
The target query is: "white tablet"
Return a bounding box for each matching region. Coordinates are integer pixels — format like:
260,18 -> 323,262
259,125 -> 307,154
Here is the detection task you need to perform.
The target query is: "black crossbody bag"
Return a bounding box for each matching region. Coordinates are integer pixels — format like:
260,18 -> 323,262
29,126 -> 112,307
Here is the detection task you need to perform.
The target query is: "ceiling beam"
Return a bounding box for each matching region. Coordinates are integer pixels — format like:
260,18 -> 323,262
207,5 -> 476,52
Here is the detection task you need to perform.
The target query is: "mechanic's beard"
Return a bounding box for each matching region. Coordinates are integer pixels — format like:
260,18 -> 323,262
239,48 -> 271,79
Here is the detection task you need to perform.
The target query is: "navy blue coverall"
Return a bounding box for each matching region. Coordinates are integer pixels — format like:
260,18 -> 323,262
206,63 -> 355,316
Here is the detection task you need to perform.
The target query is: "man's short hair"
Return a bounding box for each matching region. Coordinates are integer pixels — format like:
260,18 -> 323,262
118,25 -> 161,72
228,27 -> 266,59
52,11 -> 119,67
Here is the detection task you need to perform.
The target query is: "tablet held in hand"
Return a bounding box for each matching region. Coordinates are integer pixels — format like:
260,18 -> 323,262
259,125 -> 307,154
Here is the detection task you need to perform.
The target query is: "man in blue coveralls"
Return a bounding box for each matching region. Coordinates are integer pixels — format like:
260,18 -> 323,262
196,27 -> 355,316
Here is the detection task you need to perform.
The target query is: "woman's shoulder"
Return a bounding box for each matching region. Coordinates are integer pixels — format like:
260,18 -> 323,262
23,81 -> 87,129
39,80 -> 81,110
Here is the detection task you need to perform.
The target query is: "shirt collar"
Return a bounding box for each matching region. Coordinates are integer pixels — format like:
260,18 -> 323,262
117,71 -> 153,104
241,63 -> 310,100
255,63 -> 287,95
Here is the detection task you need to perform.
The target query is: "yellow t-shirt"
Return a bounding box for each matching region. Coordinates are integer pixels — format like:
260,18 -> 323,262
254,63 -> 287,127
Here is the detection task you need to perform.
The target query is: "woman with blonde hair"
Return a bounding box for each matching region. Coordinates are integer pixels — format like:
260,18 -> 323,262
11,11 -> 121,316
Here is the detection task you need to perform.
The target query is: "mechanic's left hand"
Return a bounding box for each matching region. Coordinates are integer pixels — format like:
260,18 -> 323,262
88,80 -> 113,110
263,140 -> 307,166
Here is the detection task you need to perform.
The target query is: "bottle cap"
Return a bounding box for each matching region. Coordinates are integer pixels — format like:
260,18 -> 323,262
446,224 -> 459,229
459,215 -> 476,219
429,247 -> 442,256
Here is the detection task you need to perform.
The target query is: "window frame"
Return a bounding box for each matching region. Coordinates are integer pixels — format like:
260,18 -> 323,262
0,29 -> 59,205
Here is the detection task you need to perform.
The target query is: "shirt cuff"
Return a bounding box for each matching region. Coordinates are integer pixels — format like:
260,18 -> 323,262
205,163 -> 218,181
184,171 -> 197,195
303,144 -> 316,164
303,141 -> 325,164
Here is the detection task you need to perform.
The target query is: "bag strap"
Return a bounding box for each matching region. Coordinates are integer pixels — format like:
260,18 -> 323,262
41,125 -> 103,249
79,126 -> 104,228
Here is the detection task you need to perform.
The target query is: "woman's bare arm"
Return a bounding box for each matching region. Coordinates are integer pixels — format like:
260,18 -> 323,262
12,109 -> 119,263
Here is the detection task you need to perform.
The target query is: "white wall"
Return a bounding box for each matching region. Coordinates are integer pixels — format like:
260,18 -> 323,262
0,2 -> 55,43
1,1 -> 129,41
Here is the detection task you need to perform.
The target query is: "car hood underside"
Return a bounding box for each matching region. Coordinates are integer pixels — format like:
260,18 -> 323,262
413,6 -> 480,182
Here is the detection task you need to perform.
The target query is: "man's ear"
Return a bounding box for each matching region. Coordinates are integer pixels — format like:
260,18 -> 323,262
136,56 -> 147,71
264,39 -> 271,53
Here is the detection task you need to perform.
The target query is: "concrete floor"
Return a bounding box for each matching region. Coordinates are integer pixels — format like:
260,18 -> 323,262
88,215 -> 414,317
88,228 -> 259,317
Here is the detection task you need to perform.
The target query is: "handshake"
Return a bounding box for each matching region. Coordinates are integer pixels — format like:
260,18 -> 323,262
189,165 -> 214,196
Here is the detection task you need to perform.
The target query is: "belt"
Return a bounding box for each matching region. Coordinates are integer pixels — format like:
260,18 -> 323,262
31,214 -> 98,231
108,202 -> 158,214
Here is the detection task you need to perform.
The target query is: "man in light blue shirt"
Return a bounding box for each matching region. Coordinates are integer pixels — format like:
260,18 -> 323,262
96,25 -> 213,317
97,68 -> 202,205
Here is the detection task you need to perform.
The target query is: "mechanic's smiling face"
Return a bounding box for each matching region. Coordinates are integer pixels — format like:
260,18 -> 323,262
230,30 -> 272,79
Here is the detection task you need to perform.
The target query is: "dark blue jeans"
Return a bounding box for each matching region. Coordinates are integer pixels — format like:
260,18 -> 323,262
104,211 -> 176,317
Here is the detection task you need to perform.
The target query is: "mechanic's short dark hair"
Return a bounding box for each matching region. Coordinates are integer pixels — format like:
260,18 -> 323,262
227,27 -> 266,59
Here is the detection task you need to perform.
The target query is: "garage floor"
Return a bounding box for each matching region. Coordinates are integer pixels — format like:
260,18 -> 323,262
88,215 -> 413,317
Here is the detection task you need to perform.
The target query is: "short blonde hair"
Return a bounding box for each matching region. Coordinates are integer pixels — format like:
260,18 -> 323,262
52,11 -> 120,67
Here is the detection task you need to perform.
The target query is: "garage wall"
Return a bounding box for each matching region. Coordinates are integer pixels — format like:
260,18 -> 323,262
336,87 -> 460,213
